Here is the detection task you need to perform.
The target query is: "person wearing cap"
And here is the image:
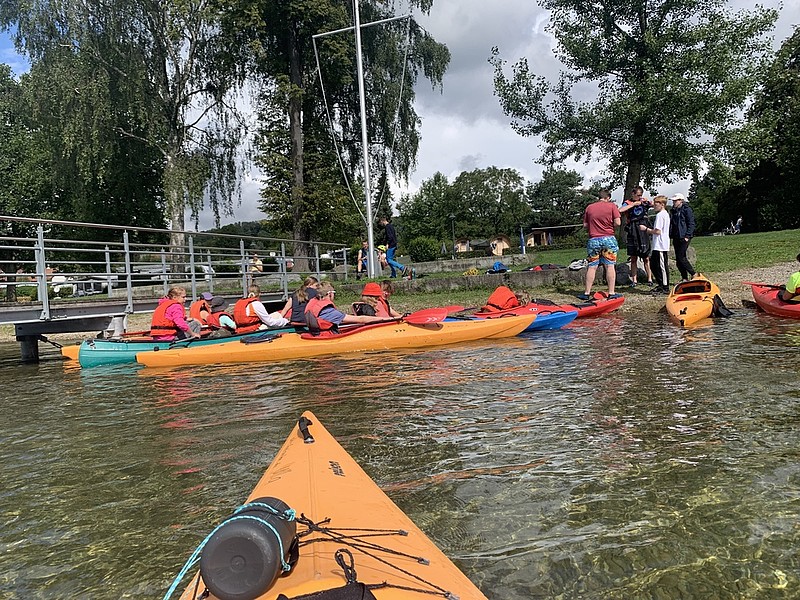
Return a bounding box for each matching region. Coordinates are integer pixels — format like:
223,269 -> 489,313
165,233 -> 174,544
377,245 -> 388,270
206,296 -> 237,337
669,193 -> 696,282
353,282 -> 402,317
305,281 -> 396,333
579,189 -> 623,300
249,253 -> 263,273
188,291 -> 214,324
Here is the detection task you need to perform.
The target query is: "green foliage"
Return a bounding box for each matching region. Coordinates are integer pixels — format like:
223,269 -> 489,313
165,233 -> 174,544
406,236 -> 441,262
527,168 -> 599,227
231,0 -> 450,260
1,0 -> 246,233
490,0 -> 777,201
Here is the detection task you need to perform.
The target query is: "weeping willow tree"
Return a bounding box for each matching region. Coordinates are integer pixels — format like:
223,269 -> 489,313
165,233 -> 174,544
220,0 -> 450,269
0,0 -> 246,252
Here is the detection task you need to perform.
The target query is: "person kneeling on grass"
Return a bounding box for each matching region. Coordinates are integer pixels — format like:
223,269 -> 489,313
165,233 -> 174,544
305,282 -> 395,334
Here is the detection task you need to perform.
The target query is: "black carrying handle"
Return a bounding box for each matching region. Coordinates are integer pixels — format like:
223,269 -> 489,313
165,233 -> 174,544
298,416 -> 314,444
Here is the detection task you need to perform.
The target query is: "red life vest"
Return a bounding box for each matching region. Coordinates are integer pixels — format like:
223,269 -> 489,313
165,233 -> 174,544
206,312 -> 234,332
481,286 -> 520,312
375,297 -> 391,318
305,296 -> 336,333
189,299 -> 211,324
150,299 -> 184,337
233,297 -> 262,334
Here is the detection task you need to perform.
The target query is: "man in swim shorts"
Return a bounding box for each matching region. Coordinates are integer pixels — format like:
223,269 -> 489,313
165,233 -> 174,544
580,189 -> 622,300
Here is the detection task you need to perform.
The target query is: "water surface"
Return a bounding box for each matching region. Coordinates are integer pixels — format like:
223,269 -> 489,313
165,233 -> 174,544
1,310 -> 799,598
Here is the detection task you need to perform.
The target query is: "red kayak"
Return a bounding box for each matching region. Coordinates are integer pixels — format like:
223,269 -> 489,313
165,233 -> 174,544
750,284 -> 800,319
473,293 -> 624,319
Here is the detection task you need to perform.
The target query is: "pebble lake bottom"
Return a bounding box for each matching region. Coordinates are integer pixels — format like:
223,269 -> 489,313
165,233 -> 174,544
1,309 -> 799,599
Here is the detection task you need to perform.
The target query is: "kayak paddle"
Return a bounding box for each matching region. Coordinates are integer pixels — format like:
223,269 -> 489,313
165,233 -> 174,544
742,281 -> 784,289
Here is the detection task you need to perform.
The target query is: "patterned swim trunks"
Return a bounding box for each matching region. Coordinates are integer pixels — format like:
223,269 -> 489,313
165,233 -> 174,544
586,235 -> 619,267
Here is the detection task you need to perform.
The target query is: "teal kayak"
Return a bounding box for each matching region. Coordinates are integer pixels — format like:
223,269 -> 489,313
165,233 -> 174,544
63,328 -> 297,368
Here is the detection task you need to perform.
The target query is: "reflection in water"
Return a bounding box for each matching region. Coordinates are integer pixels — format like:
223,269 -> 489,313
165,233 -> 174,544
1,313 -> 799,598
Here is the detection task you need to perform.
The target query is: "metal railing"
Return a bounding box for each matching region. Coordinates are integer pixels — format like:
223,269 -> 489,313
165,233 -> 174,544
0,215 -> 349,321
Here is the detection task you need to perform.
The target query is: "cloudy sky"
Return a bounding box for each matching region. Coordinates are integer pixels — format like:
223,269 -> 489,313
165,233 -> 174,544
1,0 -> 797,230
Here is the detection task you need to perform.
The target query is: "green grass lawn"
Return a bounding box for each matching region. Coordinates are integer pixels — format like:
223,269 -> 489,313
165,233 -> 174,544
531,228 -> 799,274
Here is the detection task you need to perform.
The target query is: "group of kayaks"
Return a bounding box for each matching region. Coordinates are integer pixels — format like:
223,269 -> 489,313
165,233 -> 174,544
60,292 -> 625,368
662,274 -> 800,326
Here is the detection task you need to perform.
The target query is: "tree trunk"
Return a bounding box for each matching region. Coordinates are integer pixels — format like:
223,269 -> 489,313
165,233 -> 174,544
288,25 -> 310,273
165,155 -> 186,274
621,152 -> 644,236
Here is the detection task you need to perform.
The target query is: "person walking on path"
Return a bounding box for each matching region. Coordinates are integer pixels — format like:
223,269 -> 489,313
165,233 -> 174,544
669,193 -> 696,281
379,216 -> 409,278
640,196 -> 671,294
579,189 -> 622,300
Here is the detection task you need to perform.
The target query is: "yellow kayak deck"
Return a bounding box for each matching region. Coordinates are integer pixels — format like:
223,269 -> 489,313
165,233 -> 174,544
175,411 -> 488,600
138,315 -> 534,368
666,274 -> 721,327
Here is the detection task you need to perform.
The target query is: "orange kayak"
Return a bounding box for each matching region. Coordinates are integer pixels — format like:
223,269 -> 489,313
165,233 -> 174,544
137,314 -> 534,368
169,411 -> 488,600
666,274 -> 721,327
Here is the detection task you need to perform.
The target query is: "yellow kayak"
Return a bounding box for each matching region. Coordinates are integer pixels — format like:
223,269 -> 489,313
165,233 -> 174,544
168,411 -> 488,600
137,314 -> 535,368
666,274 -> 721,327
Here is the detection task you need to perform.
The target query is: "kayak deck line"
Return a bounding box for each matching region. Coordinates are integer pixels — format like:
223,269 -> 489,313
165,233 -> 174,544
170,411 -> 488,600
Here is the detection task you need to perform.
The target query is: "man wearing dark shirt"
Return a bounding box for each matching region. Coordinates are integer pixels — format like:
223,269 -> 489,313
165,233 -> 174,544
379,217 -> 408,278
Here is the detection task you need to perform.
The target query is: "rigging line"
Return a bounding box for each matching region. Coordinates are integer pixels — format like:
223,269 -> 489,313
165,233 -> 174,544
373,13 -> 412,220
312,35 -> 366,224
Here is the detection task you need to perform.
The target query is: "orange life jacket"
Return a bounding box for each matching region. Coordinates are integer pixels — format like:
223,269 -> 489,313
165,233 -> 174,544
234,297 -> 262,334
189,299 -> 211,324
481,286 -> 520,312
305,296 -> 336,333
150,299 -> 184,337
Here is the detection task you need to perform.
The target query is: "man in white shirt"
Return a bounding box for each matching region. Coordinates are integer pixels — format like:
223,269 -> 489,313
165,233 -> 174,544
640,195 -> 671,294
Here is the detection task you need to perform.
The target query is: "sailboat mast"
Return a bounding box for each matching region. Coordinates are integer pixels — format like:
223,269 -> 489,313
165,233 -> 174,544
353,0 -> 376,277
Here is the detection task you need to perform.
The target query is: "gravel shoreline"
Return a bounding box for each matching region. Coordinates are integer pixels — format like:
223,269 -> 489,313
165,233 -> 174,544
3,261 -> 794,346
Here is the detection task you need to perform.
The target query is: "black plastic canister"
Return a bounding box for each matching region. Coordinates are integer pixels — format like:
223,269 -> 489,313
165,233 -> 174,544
199,496 -> 297,600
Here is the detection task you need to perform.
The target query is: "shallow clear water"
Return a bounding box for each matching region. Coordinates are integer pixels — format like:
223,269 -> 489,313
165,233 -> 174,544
1,309 -> 799,599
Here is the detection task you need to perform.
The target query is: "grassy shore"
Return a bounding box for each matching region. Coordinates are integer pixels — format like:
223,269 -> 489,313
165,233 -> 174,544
3,229 -> 797,345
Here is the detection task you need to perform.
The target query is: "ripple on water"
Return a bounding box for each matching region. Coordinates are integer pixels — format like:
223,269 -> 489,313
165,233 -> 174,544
1,311 -> 800,598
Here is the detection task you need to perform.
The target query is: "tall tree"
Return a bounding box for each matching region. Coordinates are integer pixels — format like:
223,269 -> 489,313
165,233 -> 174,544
740,26 -> 800,230
527,168 -> 598,227
1,0 -> 245,250
397,171 -> 454,243
490,0 -> 776,203
223,1 -> 449,269
448,167 -> 532,240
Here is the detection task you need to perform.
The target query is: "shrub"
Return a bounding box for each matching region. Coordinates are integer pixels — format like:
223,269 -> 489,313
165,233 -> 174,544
407,236 -> 441,262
